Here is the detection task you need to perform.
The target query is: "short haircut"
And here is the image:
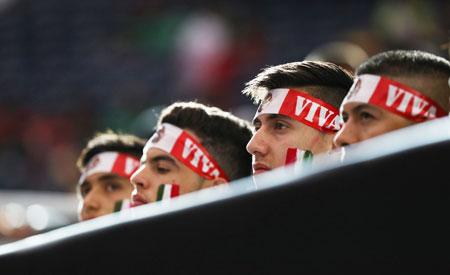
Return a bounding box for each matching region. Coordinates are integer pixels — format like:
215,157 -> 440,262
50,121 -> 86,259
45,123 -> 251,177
356,50 -> 450,111
77,131 -> 146,171
242,61 -> 354,109
158,102 -> 253,181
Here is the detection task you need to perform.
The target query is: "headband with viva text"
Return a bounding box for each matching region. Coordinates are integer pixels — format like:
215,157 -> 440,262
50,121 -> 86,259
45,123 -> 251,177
342,74 -> 447,122
255,89 -> 341,133
145,123 -> 229,181
79,152 -> 140,184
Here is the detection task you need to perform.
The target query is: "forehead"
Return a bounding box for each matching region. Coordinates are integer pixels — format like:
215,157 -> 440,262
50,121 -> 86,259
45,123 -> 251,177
82,172 -> 129,185
144,147 -> 173,161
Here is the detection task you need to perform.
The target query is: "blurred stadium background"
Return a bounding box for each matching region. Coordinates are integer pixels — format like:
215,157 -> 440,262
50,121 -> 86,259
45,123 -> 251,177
0,0 -> 448,243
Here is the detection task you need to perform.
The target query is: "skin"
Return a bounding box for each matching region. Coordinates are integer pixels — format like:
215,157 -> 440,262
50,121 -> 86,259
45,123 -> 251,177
333,75 -> 433,147
78,173 -> 133,221
246,113 -> 334,175
130,130 -> 226,206
333,102 -> 415,147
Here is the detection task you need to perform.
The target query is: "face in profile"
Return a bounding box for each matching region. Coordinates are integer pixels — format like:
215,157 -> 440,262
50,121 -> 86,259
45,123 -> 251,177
246,113 -> 333,175
78,172 -> 133,221
130,148 -> 209,205
130,129 -> 225,206
333,102 -> 414,147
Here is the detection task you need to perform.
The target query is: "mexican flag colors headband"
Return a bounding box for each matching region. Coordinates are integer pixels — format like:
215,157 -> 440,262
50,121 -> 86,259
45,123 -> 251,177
79,152 -> 140,184
145,123 -> 229,181
342,74 -> 447,122
254,88 -> 341,133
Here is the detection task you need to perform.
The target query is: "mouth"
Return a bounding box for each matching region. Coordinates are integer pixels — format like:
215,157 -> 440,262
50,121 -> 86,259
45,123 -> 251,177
130,193 -> 149,207
252,162 -> 271,175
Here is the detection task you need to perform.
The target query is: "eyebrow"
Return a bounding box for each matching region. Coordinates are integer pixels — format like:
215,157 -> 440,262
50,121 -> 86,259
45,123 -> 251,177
78,174 -> 123,190
150,155 -> 178,167
97,174 -> 124,182
253,114 -> 287,125
352,104 -> 381,115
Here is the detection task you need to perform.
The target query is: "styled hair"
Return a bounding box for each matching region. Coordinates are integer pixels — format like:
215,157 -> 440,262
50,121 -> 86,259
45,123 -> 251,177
357,50 -> 450,77
242,61 -> 354,109
356,50 -> 450,111
77,131 -> 146,170
158,101 -> 253,180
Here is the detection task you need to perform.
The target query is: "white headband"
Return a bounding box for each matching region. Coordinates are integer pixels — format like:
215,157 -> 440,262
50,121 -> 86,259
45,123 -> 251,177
79,152 -> 140,184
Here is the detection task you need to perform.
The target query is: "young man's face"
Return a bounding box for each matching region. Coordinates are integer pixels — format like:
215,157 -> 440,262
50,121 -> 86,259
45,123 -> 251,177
333,102 -> 414,147
130,138 -> 217,206
246,113 -> 334,174
78,173 -> 133,221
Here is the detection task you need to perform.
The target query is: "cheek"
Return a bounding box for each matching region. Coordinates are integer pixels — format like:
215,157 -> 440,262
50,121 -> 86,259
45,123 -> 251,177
364,119 -> 400,139
112,184 -> 134,200
270,140 -> 292,167
173,171 -> 201,194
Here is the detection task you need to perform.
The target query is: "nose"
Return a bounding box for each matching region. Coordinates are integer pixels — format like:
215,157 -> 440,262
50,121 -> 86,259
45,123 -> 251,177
333,122 -> 359,147
246,129 -> 269,157
80,187 -> 101,217
130,165 -> 150,191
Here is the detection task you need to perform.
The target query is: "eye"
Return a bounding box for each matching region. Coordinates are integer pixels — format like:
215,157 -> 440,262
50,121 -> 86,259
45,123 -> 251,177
253,121 -> 261,131
274,121 -> 288,130
156,166 -> 170,174
105,182 -> 122,193
341,112 -> 349,123
360,111 -> 374,121
79,185 -> 91,198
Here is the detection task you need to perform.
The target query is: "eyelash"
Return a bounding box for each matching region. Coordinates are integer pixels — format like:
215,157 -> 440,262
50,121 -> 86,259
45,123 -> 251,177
156,166 -> 170,174
105,183 -> 121,192
341,113 -> 349,123
360,111 -> 374,121
274,121 -> 288,130
80,187 -> 90,197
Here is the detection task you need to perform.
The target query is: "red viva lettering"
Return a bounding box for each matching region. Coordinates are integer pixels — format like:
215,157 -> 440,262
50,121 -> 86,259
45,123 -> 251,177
178,135 -> 220,178
280,90 -> 340,132
369,79 -> 442,121
385,85 -> 436,118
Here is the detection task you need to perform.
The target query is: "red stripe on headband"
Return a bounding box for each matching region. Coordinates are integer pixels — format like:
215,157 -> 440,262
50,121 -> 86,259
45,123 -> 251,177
111,153 -> 140,179
367,77 -> 446,122
170,131 -> 230,181
278,89 -> 341,133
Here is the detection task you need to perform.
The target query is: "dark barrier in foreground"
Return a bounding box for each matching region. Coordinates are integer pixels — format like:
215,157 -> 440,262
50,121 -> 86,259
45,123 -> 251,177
1,119 -> 450,274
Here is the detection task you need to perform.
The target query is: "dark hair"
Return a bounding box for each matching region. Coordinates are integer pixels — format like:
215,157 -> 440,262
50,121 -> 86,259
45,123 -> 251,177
158,102 -> 253,181
77,131 -> 146,170
242,61 -> 354,108
357,50 -> 450,77
356,50 -> 450,111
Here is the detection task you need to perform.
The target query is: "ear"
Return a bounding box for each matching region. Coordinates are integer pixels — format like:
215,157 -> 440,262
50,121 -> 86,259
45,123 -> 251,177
212,177 -> 228,186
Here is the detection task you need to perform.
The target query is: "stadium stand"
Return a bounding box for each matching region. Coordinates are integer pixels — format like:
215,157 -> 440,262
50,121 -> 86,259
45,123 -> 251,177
0,117 -> 449,274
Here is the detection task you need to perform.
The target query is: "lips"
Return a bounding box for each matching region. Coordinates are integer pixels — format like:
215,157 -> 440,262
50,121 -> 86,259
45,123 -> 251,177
130,193 -> 149,207
252,162 -> 271,175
